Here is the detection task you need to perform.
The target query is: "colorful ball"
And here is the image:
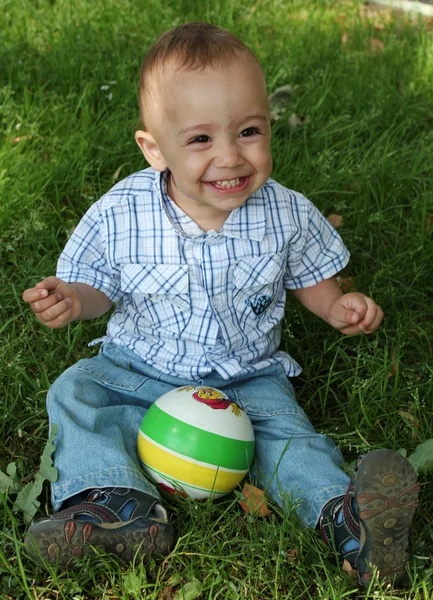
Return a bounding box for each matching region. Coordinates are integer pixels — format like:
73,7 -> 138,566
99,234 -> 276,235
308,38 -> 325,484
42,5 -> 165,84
137,386 -> 255,499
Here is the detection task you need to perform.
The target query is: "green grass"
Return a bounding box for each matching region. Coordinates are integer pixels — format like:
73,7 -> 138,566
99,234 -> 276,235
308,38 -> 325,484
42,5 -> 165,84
1,0 -> 433,597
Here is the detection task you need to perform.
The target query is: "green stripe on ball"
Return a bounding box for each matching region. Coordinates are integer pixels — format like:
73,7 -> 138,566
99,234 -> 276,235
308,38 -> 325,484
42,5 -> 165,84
140,404 -> 254,471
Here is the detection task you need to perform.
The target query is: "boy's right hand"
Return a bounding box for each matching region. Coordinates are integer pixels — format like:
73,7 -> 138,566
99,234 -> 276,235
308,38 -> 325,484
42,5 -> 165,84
22,277 -> 82,329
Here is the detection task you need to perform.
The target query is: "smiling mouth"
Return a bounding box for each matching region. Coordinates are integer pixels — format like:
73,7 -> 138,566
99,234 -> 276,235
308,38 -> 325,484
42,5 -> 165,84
204,176 -> 250,193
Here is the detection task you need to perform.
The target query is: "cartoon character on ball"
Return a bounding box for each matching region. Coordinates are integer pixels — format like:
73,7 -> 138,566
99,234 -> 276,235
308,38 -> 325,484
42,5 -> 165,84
137,386 -> 255,499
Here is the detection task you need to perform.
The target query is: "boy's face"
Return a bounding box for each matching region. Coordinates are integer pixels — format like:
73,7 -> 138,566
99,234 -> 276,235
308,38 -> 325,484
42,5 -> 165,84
136,55 -> 272,228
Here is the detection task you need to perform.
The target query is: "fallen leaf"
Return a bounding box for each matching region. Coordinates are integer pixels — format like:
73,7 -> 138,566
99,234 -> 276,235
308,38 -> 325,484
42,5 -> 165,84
408,439 -> 433,473
326,213 -> 343,228
112,165 -> 124,182
287,548 -> 298,562
388,344 -> 399,377
12,425 -> 58,523
288,113 -> 310,130
0,463 -> 22,495
39,425 -> 59,482
173,580 -> 202,600
398,410 -> 420,438
425,215 -> 433,232
239,482 -> 272,516
268,85 -> 296,121
13,135 -> 33,143
369,37 -> 385,53
342,558 -> 358,579
346,180 -> 360,192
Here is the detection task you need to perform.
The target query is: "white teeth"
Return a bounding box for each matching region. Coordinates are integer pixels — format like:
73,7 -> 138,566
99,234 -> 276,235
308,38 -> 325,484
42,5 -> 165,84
214,178 -> 240,188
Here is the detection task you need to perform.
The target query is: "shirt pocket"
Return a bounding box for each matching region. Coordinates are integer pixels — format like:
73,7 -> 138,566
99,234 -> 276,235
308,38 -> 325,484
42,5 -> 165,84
233,254 -> 285,333
120,263 -> 190,336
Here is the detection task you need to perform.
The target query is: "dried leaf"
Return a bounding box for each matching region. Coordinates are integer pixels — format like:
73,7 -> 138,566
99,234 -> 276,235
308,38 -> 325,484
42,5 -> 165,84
268,85 -> 296,121
425,215 -> 433,232
346,180 -> 360,192
326,213 -> 343,228
369,37 -> 385,53
239,482 -> 272,516
388,344 -> 399,377
13,135 -> 33,143
342,558 -> 358,579
112,165 -> 124,182
341,32 -> 349,45
398,410 -> 419,432
288,113 -> 310,130
287,548 -> 298,562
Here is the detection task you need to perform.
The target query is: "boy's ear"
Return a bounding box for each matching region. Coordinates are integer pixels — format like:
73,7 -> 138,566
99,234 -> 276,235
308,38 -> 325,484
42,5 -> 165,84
135,130 -> 168,172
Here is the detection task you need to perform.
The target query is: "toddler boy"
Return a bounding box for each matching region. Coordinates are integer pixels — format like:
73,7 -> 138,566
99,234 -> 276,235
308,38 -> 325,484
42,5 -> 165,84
23,22 -> 419,586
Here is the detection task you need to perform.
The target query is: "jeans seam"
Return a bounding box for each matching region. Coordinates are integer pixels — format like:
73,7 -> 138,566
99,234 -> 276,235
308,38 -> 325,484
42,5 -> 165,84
74,366 -> 148,391
246,410 -> 304,417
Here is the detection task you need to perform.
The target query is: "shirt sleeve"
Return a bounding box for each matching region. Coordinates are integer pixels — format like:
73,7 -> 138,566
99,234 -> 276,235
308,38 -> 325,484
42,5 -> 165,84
283,198 -> 350,290
56,201 -> 122,302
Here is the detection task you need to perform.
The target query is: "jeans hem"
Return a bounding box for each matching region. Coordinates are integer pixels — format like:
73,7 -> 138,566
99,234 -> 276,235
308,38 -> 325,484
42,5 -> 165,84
51,466 -> 161,511
300,484 -> 349,528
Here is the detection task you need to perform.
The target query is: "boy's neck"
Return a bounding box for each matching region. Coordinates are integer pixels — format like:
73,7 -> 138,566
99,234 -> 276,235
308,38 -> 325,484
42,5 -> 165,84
174,205 -> 229,233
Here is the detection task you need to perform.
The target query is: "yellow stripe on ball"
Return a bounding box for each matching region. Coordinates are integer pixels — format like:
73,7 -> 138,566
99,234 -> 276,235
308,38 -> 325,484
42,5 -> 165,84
138,434 -> 247,493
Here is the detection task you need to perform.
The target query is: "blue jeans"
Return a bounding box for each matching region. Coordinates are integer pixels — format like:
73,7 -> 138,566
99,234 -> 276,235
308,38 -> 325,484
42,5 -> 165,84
47,342 -> 349,527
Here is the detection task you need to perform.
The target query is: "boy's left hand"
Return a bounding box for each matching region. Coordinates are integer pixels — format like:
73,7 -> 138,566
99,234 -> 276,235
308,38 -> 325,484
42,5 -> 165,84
328,292 -> 384,335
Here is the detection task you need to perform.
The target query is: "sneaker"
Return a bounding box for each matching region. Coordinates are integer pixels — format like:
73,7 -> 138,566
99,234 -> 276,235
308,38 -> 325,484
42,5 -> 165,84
320,449 -> 420,587
24,487 -> 175,567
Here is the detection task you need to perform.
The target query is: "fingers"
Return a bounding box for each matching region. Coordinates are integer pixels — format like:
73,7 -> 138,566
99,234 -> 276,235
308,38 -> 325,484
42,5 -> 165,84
22,285 -> 49,304
22,278 -> 73,328
357,298 -> 384,333
338,296 -> 384,335
340,307 -> 364,325
330,294 -> 367,328
31,292 -> 64,314
35,297 -> 73,328
333,293 -> 384,335
22,277 -> 61,303
35,276 -> 61,292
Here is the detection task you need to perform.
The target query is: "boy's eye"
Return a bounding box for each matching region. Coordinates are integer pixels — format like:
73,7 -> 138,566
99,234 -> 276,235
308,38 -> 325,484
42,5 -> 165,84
190,135 -> 211,144
240,127 -> 260,137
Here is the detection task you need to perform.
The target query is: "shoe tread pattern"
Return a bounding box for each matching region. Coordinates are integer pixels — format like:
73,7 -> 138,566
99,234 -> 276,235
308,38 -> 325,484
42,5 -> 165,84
24,517 -> 174,567
355,450 -> 419,586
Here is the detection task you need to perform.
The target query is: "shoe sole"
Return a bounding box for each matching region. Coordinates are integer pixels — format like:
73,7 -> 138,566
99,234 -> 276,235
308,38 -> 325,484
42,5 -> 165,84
24,516 -> 175,567
354,449 -> 420,587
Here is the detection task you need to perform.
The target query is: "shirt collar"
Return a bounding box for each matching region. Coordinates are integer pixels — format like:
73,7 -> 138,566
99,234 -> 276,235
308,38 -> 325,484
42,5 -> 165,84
154,169 -> 267,242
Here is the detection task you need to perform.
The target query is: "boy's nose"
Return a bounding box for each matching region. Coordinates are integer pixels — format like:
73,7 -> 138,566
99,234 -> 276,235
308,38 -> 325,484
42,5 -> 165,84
213,143 -> 243,169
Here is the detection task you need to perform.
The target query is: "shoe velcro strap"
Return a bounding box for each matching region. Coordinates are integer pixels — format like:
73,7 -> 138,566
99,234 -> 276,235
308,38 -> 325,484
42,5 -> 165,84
55,502 -> 120,524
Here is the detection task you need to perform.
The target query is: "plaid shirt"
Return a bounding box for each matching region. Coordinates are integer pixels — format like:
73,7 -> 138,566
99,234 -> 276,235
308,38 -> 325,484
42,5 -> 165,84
57,168 -> 349,380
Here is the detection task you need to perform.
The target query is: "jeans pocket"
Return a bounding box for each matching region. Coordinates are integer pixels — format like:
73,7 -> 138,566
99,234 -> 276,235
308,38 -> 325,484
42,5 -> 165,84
75,356 -> 148,392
